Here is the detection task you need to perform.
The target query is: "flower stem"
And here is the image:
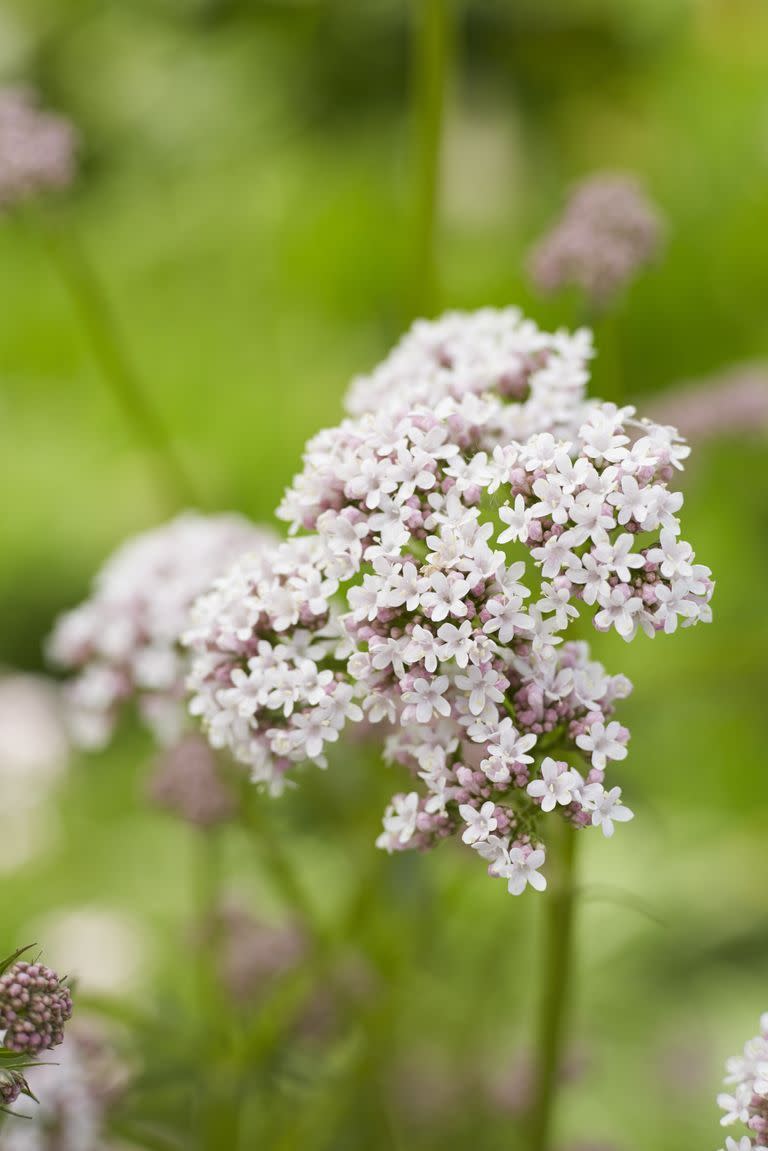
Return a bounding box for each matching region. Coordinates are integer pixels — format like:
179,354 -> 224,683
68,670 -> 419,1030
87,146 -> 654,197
528,821 -> 579,1151
410,0 -> 452,318
31,213 -> 199,509
193,828 -> 223,1026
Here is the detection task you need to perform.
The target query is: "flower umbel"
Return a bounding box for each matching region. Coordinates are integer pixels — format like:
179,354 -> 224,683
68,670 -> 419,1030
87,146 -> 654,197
187,308 -> 713,895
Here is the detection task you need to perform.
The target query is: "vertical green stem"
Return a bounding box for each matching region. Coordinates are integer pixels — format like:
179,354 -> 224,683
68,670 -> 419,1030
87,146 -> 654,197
195,826 -> 223,1020
411,0 -> 452,318
528,822 -> 579,1151
32,215 -> 198,509
193,827 -> 233,1151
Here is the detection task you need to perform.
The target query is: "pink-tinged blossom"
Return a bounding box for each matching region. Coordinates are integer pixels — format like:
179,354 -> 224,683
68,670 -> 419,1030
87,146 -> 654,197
528,172 -> 663,307
579,784 -> 634,838
527,757 -> 579,813
504,847 -> 547,896
459,801 -> 498,844
575,720 -> 628,771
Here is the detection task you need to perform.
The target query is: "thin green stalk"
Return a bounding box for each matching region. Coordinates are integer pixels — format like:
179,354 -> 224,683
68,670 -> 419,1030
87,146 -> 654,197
192,827 -> 236,1151
411,0 -> 452,318
194,827 -> 223,1020
240,789 -> 324,946
528,821 -> 579,1151
31,213 -> 198,509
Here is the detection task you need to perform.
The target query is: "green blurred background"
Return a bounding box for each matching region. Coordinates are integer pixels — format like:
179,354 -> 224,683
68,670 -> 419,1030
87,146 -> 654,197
1,1 -> 767,1148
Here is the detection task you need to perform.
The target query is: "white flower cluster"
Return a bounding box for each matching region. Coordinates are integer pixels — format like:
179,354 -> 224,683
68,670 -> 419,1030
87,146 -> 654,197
184,536 -> 361,794
49,512 -> 275,748
279,395 -> 712,644
717,1014 -> 768,1151
188,310 -> 713,894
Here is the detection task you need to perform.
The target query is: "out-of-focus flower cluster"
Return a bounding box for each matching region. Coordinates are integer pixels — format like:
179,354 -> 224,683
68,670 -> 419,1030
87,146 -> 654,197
148,734 -> 237,827
717,1013 -> 768,1151
0,88 -> 76,210
0,961 -> 73,1056
528,173 -> 663,307
0,674 -> 69,873
0,1026 -> 124,1151
651,363 -> 768,444
185,309 -> 713,895
49,512 -> 276,749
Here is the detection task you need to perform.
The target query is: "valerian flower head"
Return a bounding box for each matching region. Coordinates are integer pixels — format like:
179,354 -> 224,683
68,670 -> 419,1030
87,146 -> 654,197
48,513 -> 276,749
528,173 -> 663,307
187,309 -> 713,895
0,88 -> 76,210
0,961 -> 73,1055
716,1013 -> 768,1151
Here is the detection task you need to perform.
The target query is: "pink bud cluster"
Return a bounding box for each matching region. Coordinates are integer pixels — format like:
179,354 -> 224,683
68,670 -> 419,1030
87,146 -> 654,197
49,513 -> 276,749
187,310 -> 713,895
0,961 -> 73,1056
717,1014 -> 768,1151
0,88 -> 76,209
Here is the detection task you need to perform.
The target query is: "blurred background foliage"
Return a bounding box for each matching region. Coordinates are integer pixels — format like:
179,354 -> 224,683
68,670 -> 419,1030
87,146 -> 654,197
1,1 -> 767,1148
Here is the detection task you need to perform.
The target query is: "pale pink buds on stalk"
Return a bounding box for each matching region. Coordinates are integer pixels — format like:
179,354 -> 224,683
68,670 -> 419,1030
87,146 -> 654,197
0,88 -> 76,210
528,173 -> 663,307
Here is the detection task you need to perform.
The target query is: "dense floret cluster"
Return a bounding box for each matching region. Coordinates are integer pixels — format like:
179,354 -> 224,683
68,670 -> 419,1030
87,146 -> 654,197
185,535 -> 357,794
344,306 -> 593,429
49,513 -> 275,748
185,310 -> 713,894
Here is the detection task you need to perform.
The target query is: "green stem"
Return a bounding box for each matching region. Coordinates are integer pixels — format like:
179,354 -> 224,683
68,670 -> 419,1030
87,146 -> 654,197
240,789 -> 323,945
528,821 -> 579,1151
31,213 -> 199,509
194,827 -> 223,1026
411,0 -> 452,318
